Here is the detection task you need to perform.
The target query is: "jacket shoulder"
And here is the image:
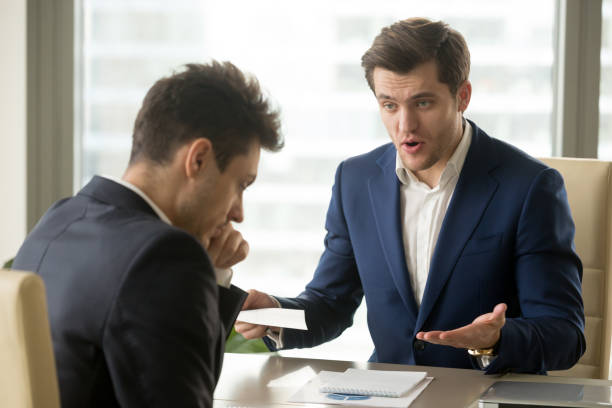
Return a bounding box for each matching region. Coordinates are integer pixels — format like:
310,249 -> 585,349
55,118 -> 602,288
470,122 -> 551,181
341,142 -> 395,174
488,138 -> 553,183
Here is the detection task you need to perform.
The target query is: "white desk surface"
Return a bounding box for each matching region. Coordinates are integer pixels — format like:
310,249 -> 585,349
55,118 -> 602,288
214,353 -> 612,407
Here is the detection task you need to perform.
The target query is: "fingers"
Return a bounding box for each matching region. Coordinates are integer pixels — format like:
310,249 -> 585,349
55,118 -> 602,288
242,289 -> 278,310
416,331 -> 444,341
417,328 -> 472,348
417,328 -> 474,349
235,321 -> 268,339
235,289 -> 280,339
216,234 -> 249,269
417,303 -> 507,349
205,224 -> 249,268
226,239 -> 249,268
491,303 -> 507,325
473,303 -> 506,328
204,224 -> 230,265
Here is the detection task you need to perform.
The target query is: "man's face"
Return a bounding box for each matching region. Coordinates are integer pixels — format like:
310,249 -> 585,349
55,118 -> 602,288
373,61 -> 470,184
178,141 -> 260,245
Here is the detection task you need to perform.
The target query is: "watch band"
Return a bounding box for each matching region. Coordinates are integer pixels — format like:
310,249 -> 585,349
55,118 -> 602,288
468,347 -> 497,370
467,347 -> 495,357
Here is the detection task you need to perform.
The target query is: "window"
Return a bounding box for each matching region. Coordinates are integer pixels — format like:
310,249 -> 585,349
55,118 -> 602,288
78,0 -> 556,360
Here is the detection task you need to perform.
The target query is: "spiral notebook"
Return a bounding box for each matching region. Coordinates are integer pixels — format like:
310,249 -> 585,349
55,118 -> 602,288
289,369 -> 433,407
319,368 -> 428,398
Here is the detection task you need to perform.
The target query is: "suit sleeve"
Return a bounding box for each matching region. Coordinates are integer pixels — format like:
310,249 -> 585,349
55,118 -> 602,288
103,230 -> 223,407
266,162 -> 364,351
218,285 -> 248,338
486,168 -> 586,373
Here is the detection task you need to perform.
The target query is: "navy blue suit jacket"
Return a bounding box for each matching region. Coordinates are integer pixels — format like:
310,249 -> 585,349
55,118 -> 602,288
272,121 -> 585,374
13,176 -> 246,407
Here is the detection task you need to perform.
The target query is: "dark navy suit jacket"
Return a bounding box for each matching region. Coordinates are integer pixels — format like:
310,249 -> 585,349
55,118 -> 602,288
13,176 -> 246,407
270,121 -> 585,374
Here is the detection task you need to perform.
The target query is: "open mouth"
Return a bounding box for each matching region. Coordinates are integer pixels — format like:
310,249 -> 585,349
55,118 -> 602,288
401,140 -> 423,153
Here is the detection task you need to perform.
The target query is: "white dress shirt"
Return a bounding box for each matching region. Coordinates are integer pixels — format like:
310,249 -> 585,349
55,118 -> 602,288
268,123 -> 473,348
101,175 -> 233,288
396,122 -> 472,305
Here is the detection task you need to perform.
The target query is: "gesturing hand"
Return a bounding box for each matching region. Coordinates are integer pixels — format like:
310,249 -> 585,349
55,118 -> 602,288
234,289 -> 279,339
416,303 -> 507,349
205,223 -> 249,269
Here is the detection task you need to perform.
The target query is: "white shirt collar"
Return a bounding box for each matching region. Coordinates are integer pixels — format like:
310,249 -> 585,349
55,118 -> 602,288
395,120 -> 473,189
101,175 -> 173,225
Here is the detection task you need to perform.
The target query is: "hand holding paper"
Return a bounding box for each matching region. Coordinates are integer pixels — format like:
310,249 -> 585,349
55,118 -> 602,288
236,289 -> 293,338
237,308 -> 307,330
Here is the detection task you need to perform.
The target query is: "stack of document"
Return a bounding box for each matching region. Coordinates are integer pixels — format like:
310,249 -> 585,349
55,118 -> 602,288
320,368 -> 427,397
289,368 -> 432,407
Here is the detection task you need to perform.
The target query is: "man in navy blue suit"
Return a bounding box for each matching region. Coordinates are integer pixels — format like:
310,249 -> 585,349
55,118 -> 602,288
236,18 -> 585,373
14,61 -> 283,407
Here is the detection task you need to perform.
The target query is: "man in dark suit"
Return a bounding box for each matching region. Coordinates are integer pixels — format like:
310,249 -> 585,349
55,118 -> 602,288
236,18 -> 585,373
13,61 -> 283,407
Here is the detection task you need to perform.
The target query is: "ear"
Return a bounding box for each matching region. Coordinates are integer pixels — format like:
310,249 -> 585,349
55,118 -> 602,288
456,80 -> 472,113
184,138 -> 214,179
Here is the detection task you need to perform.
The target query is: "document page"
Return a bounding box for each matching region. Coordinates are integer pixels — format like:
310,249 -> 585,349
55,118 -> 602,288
289,370 -> 433,407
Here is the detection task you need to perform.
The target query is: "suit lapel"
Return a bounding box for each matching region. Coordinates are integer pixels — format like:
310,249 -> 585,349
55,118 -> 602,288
368,145 -> 419,318
415,123 -> 500,332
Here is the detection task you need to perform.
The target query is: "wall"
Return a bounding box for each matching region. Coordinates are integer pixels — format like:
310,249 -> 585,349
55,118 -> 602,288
0,0 -> 27,264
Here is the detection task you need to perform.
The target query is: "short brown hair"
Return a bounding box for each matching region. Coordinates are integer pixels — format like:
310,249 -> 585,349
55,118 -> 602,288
130,61 -> 283,170
361,17 -> 470,95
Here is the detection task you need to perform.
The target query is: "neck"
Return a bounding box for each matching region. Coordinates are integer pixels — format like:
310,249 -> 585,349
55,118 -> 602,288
414,117 -> 465,188
122,161 -> 181,223
414,168 -> 442,189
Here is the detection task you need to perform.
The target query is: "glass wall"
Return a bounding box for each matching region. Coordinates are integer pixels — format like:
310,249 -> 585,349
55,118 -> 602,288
78,0 -> 556,360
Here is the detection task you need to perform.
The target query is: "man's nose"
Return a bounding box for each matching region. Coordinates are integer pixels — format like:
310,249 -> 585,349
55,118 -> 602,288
229,196 -> 244,223
398,107 -> 418,134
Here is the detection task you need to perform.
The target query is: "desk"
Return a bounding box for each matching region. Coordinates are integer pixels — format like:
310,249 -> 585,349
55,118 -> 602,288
214,353 -> 612,407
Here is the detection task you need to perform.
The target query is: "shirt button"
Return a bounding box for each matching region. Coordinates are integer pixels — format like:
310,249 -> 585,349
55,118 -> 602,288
413,339 -> 426,351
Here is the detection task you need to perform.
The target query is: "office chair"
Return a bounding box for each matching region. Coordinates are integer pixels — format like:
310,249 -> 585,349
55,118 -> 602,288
0,269 -> 60,407
540,158 -> 612,379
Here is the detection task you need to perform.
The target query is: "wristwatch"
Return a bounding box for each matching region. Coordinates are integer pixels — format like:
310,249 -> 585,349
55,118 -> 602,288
468,347 -> 497,369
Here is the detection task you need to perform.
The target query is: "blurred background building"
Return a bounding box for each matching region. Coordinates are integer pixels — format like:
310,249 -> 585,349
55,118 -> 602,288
79,0 -> 558,361
2,0 -> 611,361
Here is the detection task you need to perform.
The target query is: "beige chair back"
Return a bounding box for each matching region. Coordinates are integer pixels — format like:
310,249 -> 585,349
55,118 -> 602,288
540,158 -> 612,379
0,269 -> 60,408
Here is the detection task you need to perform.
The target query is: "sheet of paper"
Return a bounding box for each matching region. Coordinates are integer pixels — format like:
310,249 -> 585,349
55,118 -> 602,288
267,366 -> 317,388
237,308 -> 307,330
289,370 -> 433,407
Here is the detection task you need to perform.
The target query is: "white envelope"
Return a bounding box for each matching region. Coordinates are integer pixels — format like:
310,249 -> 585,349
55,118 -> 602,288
237,308 -> 307,330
